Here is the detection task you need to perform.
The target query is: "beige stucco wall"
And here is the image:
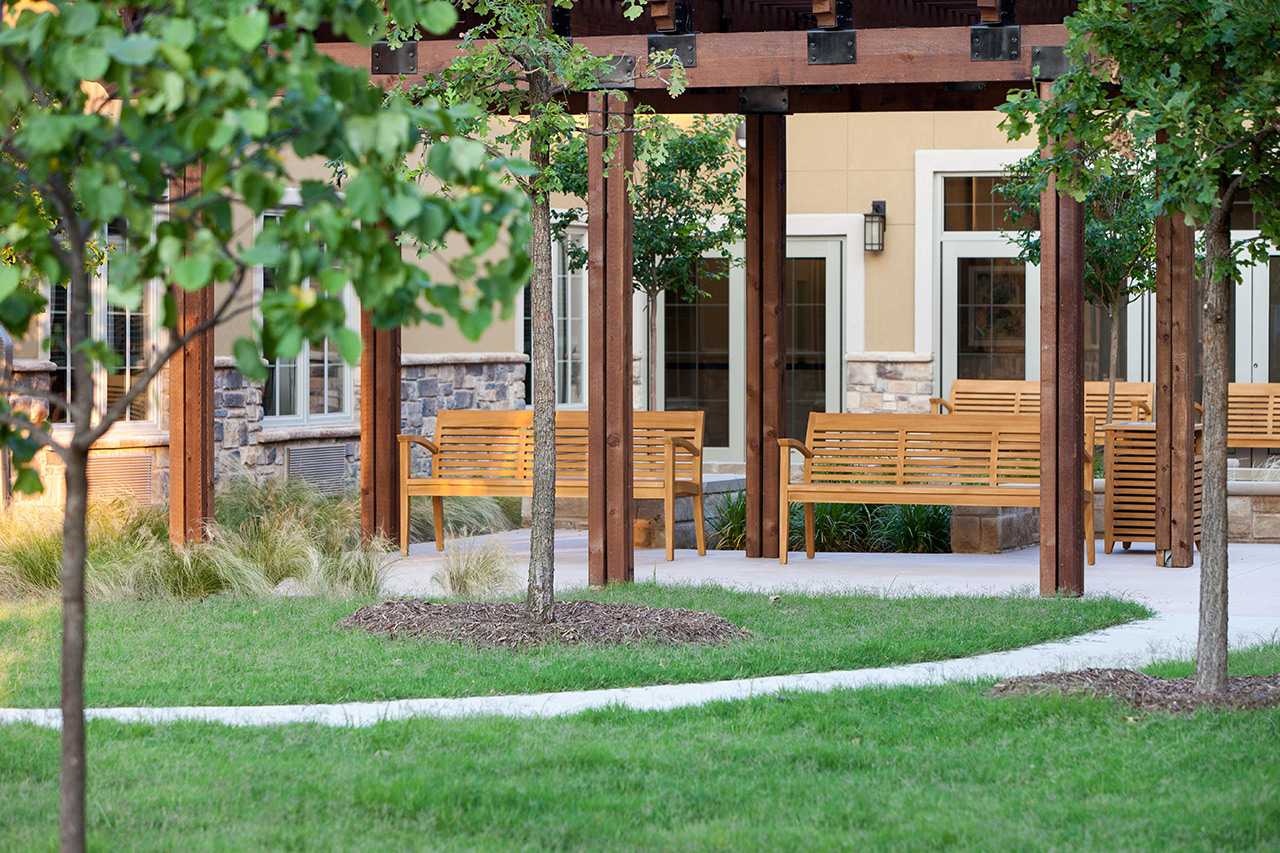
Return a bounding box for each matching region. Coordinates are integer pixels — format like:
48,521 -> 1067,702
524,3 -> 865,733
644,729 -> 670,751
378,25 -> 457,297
788,110 -> 1019,352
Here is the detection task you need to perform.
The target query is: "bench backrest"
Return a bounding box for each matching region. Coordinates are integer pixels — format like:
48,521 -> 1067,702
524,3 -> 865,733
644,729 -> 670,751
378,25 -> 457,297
554,410 -> 704,482
1083,381 -> 1153,424
431,410 -> 533,479
802,413 -> 1041,488
943,379 -> 1151,441
1228,383 -> 1280,445
945,379 -> 1040,414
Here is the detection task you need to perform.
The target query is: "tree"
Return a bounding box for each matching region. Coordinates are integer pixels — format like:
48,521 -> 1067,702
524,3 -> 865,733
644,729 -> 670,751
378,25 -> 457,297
549,114 -> 746,411
1000,147 -> 1157,424
0,2 -> 530,849
998,0 -> 1280,694
418,0 -> 681,621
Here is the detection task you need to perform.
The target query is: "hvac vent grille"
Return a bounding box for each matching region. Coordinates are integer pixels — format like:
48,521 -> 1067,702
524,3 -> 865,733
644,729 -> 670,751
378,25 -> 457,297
286,444 -> 348,497
85,455 -> 154,504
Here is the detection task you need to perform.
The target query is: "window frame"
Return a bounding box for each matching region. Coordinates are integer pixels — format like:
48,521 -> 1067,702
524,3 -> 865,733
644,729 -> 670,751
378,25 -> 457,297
44,223 -> 164,431
254,191 -> 357,428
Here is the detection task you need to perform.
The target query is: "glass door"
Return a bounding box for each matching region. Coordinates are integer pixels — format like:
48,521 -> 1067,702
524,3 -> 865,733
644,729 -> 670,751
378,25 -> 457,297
940,238 -> 1040,398
784,239 -> 842,440
1240,253 -> 1280,383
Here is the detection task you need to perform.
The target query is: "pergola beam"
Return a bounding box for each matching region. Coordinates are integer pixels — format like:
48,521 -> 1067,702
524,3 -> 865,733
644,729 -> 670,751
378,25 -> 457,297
317,24 -> 1067,94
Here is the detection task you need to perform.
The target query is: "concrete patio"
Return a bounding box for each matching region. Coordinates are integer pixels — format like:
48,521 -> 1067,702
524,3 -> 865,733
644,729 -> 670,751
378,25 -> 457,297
385,530 -> 1280,623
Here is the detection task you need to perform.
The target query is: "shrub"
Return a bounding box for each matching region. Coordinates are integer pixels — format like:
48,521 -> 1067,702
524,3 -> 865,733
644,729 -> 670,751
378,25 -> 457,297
407,496 -> 518,544
709,491 -> 951,555
431,534 -> 521,599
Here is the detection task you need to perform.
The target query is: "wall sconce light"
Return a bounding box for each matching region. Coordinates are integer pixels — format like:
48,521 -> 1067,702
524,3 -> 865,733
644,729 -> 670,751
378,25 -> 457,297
735,120 -> 747,149
864,200 -> 886,252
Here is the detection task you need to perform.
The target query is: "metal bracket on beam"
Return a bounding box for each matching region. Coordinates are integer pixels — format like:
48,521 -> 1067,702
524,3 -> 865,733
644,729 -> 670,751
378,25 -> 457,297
807,29 -> 856,65
1031,45 -> 1069,80
738,86 -> 790,114
648,33 -> 697,68
970,25 -> 1020,62
594,55 -> 637,89
941,81 -> 989,93
371,40 -> 417,75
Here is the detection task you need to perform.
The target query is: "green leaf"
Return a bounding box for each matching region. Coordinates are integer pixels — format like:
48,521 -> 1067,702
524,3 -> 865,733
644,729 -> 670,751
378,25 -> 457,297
334,327 -> 362,364
12,466 -> 43,496
233,338 -> 268,382
343,172 -> 382,221
62,3 -> 100,37
0,264 -> 20,303
421,1 -> 459,35
107,35 -> 160,66
227,9 -> 270,52
79,46 -> 110,81
173,255 -> 214,291
384,191 -> 420,228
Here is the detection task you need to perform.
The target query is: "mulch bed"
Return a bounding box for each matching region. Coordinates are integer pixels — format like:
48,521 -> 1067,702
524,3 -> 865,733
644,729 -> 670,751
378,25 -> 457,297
989,668 -> 1280,713
338,598 -> 752,649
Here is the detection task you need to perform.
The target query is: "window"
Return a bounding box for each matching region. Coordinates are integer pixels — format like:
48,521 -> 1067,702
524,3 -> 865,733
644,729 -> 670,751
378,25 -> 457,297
257,210 -> 354,424
942,175 -> 1034,232
522,228 -> 587,407
48,225 -> 158,425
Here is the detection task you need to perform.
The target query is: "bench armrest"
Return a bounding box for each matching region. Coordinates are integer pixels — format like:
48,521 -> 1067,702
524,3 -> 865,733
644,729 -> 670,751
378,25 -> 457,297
778,438 -> 813,458
929,397 -> 953,414
397,434 -> 439,455
398,434 -> 439,481
664,436 -> 701,458
1128,400 -> 1152,419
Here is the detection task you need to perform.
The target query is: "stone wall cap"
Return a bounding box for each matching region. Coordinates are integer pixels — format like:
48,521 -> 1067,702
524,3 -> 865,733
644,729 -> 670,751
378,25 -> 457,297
1228,479 -> 1280,496
402,352 -> 528,366
13,359 -> 56,372
258,424 -> 360,444
845,352 -> 933,363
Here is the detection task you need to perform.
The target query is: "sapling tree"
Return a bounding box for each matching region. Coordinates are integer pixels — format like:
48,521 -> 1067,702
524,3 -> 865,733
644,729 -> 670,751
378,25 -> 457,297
1000,147 -> 1157,424
415,0 -> 683,621
549,114 -> 746,411
0,1 -> 530,849
999,0 -> 1280,694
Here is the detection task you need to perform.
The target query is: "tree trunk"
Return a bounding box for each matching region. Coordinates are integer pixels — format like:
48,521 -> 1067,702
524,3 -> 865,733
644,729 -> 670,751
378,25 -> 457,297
60,445 -> 89,853
647,292 -> 658,412
526,69 -> 556,623
1197,206 -> 1231,695
1106,301 -> 1120,427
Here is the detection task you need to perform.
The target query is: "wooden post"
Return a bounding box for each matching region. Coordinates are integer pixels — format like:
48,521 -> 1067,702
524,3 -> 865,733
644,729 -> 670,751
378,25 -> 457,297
360,314 -> 401,541
1038,138 -> 1086,596
168,168 -> 214,543
1154,208 -> 1197,567
586,91 -> 635,585
744,113 -> 787,559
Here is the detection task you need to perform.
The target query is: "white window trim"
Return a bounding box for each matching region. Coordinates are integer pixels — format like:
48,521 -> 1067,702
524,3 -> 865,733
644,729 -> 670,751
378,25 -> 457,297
515,217 -> 589,410
255,188 -> 357,428
914,149 -> 1035,395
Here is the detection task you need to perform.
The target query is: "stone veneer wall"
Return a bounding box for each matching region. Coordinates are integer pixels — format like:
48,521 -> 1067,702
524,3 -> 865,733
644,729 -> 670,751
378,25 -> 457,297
6,353 -> 526,505
397,353 -> 527,476
845,352 -> 935,414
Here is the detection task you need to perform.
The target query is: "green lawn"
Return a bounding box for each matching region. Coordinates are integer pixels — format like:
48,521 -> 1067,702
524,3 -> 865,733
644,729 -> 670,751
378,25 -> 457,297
1,645 -> 1276,851
0,585 -> 1149,708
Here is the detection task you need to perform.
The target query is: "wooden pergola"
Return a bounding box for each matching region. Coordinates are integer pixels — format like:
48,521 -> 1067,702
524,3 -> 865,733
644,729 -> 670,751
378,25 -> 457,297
168,0 -> 1200,595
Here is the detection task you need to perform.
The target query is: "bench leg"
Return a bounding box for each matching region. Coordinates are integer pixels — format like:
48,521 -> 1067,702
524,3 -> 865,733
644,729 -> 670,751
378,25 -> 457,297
805,503 -> 815,560
779,496 -> 789,564
665,497 -> 675,562
433,496 -> 445,551
400,492 -> 410,556
693,492 -> 707,556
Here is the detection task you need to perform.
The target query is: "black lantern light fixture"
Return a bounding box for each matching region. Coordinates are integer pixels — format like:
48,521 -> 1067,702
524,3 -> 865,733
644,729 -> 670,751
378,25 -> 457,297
864,200 -> 886,252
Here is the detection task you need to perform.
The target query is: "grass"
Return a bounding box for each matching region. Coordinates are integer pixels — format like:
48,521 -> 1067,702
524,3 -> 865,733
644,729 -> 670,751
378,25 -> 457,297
0,644 -> 1276,851
0,479 -> 518,602
0,585 -> 1150,708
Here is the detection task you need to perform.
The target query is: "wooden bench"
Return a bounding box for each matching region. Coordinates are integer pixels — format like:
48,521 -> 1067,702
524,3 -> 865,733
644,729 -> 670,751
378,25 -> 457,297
931,378 -> 1152,442
398,409 -> 707,561
1226,383 -> 1280,448
778,413 -> 1096,565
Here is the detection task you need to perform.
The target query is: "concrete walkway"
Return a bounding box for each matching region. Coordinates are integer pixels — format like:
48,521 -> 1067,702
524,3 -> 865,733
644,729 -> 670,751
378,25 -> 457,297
4,534 -> 1279,729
